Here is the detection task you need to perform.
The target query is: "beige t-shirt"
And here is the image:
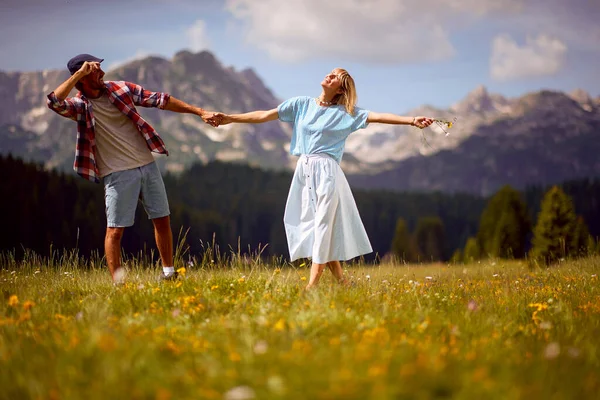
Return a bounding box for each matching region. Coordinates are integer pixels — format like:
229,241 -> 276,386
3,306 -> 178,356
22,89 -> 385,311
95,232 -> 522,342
89,94 -> 155,177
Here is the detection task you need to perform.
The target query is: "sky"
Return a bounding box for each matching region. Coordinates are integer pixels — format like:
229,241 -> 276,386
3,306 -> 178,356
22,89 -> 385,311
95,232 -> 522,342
1,0 -> 599,113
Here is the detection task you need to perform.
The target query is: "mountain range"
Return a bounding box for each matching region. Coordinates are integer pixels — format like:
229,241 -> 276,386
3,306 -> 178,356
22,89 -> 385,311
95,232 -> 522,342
1,50 -> 599,196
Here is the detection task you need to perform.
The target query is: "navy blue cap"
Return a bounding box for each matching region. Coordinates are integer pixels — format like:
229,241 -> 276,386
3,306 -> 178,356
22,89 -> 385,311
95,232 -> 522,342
67,54 -> 104,75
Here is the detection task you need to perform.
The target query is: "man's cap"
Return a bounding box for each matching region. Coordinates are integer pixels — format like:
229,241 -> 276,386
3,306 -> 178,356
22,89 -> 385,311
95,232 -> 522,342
67,54 -> 104,75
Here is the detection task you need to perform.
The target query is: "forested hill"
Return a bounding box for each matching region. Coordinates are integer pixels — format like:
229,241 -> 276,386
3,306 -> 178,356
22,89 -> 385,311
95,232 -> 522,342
3,155 -> 600,263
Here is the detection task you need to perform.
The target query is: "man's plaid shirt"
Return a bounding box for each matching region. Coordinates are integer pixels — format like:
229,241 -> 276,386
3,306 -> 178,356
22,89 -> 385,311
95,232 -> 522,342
47,81 -> 170,183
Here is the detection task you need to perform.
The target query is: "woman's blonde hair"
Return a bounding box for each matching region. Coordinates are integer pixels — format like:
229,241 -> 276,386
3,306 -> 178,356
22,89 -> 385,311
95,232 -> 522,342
331,68 -> 357,115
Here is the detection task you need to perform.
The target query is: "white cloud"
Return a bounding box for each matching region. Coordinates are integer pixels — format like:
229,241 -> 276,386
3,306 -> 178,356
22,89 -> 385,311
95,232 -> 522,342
225,0 -> 525,64
490,34 -> 567,81
186,19 -> 211,52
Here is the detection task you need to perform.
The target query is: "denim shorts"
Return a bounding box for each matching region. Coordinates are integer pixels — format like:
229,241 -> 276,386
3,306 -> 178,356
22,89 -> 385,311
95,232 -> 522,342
103,162 -> 170,227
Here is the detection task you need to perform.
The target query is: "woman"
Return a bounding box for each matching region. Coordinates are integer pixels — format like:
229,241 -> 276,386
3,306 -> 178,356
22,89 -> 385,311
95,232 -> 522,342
212,68 -> 433,289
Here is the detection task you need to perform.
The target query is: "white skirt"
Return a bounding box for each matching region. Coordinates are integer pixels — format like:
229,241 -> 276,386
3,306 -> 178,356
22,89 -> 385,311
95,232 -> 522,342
283,154 -> 373,263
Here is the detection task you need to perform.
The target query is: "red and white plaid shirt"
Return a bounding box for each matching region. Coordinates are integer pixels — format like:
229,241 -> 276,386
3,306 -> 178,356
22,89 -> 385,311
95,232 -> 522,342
47,81 -> 170,183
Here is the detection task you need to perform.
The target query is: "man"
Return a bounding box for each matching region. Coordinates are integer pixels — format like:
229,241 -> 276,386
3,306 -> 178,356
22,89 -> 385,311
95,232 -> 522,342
47,54 -> 216,283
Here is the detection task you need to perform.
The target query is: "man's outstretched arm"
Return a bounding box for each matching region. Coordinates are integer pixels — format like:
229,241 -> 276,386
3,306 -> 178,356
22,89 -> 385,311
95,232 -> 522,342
164,97 -> 216,125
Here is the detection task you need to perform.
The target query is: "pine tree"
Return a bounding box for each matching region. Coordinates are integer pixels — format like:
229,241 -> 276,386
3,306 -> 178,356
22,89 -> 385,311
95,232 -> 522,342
477,185 -> 530,258
414,216 -> 445,262
450,249 -> 463,263
463,237 -> 480,263
491,211 -> 520,258
571,216 -> 590,256
530,186 -> 578,265
390,218 -> 414,262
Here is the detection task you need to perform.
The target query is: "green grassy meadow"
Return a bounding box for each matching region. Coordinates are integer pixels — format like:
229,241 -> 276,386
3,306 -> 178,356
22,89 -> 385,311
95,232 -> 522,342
1,253 -> 599,400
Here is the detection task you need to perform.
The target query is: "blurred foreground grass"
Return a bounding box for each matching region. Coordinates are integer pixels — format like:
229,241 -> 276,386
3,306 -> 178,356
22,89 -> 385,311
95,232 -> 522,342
1,254 -> 599,399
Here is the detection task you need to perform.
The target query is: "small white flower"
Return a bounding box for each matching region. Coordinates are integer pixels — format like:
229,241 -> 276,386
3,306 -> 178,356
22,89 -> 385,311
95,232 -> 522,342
425,276 -> 433,280
253,340 -> 268,355
544,342 -> 560,359
224,385 -> 255,400
547,298 -> 554,304
492,274 -> 499,277
366,275 -> 371,280
567,347 -> 581,358
539,321 -> 552,330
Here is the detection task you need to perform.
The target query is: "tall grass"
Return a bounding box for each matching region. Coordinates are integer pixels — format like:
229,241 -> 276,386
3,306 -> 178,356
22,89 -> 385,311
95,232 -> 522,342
1,248 -> 599,399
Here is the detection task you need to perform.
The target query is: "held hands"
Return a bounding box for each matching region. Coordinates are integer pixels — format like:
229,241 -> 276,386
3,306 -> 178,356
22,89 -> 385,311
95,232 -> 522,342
411,116 -> 434,129
201,112 -> 231,127
198,110 -> 221,127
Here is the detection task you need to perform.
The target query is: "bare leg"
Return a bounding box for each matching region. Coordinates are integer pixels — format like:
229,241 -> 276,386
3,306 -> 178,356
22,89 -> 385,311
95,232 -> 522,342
105,227 -> 125,281
306,262 -> 327,289
152,215 -> 173,268
327,261 -> 347,284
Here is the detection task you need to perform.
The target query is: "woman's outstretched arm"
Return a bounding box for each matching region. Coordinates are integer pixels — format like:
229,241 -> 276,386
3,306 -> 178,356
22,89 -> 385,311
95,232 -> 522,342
212,108 -> 279,125
367,112 -> 433,129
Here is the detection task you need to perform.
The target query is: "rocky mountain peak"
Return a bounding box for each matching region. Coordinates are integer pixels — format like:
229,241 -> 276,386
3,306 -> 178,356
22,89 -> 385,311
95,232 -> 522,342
513,90 -> 582,116
451,85 -> 507,114
1,50 -> 599,195
238,68 -> 277,105
172,50 -> 222,75
569,88 -> 595,111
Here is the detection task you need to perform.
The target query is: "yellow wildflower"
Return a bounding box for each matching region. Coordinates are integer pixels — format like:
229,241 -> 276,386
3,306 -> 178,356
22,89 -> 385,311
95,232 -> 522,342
176,267 -> 186,277
368,364 -> 387,377
156,388 -> 171,400
165,340 -> 181,355
22,301 -> 35,311
98,334 -> 117,351
8,295 -> 19,307
273,319 -> 286,331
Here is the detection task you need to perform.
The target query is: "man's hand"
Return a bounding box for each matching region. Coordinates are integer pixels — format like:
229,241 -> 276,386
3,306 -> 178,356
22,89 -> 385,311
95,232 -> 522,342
51,61 -> 101,102
204,112 -> 232,127
75,61 -> 100,79
199,110 -> 223,127
412,116 -> 434,129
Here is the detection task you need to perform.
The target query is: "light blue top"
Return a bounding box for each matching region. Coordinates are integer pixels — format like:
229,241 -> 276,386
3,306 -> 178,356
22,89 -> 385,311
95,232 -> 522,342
277,96 -> 370,163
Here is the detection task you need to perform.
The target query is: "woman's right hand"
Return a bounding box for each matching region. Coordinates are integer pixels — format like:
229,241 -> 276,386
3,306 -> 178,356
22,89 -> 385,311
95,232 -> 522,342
210,113 -> 232,126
